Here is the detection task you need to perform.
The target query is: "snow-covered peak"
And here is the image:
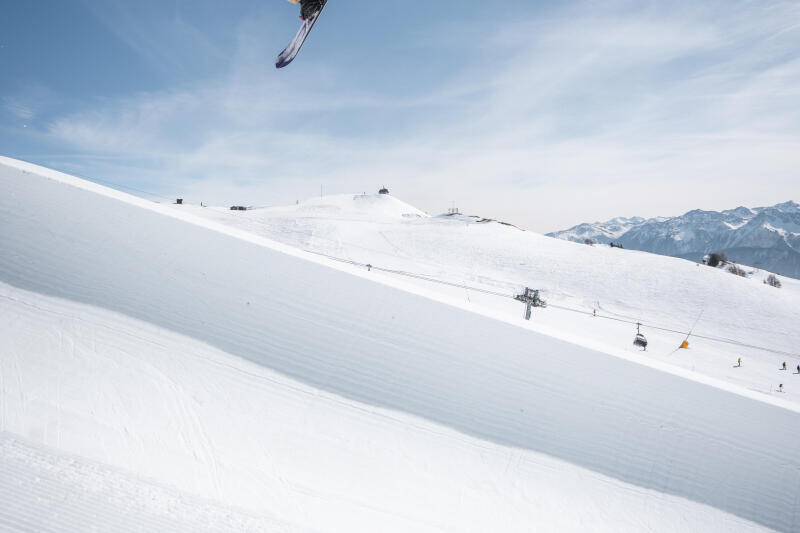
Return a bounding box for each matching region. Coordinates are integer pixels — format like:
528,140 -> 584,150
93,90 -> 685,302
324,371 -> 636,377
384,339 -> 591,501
724,206 -> 755,218
292,193 -> 427,220
764,200 -> 799,213
248,192 -> 429,221
607,216 -> 646,226
546,215 -> 649,243
548,201 -> 800,278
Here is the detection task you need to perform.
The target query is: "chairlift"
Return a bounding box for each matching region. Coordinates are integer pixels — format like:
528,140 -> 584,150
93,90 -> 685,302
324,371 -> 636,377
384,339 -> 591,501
633,322 -> 648,350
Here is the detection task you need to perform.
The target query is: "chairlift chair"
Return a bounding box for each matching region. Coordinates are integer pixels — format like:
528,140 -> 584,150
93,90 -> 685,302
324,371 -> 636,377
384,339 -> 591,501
633,323 -> 648,350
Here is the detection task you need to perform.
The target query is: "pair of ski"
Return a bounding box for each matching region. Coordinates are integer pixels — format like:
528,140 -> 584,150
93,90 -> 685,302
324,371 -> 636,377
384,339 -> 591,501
276,1 -> 328,69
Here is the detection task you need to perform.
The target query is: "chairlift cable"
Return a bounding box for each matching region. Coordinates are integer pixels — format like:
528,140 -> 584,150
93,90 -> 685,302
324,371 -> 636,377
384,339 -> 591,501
305,250 -> 799,358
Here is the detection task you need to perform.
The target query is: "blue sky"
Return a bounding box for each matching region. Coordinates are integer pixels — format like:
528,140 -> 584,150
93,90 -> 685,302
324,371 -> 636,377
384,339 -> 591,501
2,0 -> 799,231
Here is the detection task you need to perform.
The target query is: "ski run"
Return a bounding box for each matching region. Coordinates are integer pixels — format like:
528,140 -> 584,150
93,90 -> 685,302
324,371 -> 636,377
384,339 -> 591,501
1,156 -> 799,532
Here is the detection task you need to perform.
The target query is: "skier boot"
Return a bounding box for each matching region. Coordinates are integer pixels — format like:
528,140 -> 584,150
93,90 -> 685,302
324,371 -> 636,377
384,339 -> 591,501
300,0 -> 325,20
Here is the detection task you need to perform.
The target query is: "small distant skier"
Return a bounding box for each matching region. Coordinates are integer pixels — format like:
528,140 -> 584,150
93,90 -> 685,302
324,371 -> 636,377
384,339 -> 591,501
737,357 -> 742,367
797,364 -> 800,374
287,0 -> 325,20
778,384 -> 784,393
782,361 -> 787,370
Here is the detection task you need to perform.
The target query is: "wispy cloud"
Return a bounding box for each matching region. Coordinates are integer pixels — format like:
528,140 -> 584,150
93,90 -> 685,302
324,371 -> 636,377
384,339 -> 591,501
38,0 -> 800,231
3,97 -> 34,121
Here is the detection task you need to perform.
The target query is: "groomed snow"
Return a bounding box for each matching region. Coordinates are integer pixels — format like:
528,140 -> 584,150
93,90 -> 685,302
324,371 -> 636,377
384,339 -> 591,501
1,157 -> 799,531
0,282 -> 774,532
172,184 -> 800,408
0,432 -> 306,533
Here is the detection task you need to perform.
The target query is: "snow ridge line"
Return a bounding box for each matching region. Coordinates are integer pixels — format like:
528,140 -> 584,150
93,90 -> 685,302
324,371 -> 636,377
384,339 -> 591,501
2,155 -> 798,414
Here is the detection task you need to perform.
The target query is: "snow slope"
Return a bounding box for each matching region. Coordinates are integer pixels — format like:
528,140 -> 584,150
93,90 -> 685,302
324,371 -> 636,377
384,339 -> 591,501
174,193 -> 800,407
2,281 -> 772,532
0,432 -> 304,533
2,157 -> 800,531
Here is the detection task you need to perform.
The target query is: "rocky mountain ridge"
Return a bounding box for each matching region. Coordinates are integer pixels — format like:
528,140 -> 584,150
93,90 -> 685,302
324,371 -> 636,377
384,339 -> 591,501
547,201 -> 800,279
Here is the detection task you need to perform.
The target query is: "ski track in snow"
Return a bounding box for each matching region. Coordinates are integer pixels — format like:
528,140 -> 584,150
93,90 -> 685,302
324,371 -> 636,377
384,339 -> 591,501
1,157 -> 799,531
0,433 -> 308,532
0,282 -> 779,532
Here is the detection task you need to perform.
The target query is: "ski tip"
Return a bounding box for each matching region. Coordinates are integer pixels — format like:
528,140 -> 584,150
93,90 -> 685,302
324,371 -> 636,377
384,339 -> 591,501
275,46 -> 295,69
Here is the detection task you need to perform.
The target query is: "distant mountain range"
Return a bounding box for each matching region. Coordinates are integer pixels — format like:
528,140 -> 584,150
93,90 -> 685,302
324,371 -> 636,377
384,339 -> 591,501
547,201 -> 800,279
